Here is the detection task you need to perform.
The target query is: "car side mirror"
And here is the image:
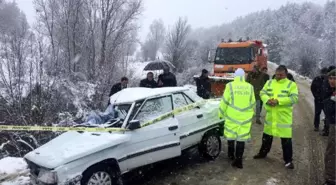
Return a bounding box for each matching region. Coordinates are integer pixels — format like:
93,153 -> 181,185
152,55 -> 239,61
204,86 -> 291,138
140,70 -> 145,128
207,50 -> 212,63
128,120 -> 141,130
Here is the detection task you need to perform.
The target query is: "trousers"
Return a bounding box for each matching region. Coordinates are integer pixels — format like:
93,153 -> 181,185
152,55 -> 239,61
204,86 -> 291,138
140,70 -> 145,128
325,125 -> 335,184
228,140 -> 245,160
258,133 -> 293,163
314,100 -> 328,131
256,100 -> 263,119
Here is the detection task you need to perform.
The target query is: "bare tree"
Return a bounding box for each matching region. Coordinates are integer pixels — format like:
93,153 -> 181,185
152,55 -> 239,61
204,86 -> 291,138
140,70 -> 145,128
164,17 -> 191,71
142,19 -> 165,60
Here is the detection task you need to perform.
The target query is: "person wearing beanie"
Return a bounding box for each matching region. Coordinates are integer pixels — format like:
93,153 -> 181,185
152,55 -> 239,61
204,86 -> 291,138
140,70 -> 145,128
254,65 -> 298,169
196,69 -> 211,99
218,68 -> 255,169
323,69 -> 336,185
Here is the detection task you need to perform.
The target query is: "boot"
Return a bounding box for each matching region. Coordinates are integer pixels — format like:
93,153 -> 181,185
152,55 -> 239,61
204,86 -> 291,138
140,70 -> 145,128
285,162 -> 294,169
227,141 -> 235,161
253,153 -> 267,159
231,159 -> 243,169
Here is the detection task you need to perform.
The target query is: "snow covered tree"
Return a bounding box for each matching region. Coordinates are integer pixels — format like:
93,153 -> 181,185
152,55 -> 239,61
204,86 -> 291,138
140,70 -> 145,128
164,17 -> 191,71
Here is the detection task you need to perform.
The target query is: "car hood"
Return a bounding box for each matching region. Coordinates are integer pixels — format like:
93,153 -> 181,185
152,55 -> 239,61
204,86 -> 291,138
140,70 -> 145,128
24,131 -> 130,169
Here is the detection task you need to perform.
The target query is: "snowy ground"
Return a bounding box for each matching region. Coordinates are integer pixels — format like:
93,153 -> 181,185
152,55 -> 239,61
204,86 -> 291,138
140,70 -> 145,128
0,157 -> 30,185
0,61 -> 326,185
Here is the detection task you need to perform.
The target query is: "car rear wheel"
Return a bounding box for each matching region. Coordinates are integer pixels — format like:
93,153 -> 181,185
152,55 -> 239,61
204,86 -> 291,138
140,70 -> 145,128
81,164 -> 123,185
198,130 -> 221,160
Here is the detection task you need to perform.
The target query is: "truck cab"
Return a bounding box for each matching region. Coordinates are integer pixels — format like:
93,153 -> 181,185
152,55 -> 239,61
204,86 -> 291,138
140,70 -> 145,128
206,39 -> 268,97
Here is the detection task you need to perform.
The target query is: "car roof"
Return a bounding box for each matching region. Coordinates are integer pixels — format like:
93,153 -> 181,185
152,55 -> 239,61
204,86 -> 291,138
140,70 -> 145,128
110,87 -> 190,104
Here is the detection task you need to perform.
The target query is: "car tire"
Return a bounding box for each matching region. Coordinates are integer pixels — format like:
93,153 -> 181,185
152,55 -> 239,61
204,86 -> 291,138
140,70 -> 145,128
198,129 -> 221,160
81,164 -> 123,185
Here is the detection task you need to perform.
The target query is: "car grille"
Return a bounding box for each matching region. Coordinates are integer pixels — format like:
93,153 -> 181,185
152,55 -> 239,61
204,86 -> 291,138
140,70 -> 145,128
25,159 -> 40,176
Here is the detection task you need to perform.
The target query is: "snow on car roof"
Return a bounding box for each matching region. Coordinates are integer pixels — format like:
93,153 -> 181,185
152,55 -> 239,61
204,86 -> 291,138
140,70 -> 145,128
110,87 -> 189,104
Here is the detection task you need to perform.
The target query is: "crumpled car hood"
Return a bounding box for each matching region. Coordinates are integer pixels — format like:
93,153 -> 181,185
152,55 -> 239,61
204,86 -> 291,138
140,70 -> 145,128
24,131 -> 129,169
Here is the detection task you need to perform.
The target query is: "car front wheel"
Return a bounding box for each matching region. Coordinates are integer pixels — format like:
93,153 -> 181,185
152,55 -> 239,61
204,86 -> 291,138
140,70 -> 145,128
198,130 -> 221,160
81,164 -> 122,185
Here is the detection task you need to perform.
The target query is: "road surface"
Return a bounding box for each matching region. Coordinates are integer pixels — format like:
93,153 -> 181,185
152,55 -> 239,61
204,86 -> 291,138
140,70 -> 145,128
124,64 -> 327,185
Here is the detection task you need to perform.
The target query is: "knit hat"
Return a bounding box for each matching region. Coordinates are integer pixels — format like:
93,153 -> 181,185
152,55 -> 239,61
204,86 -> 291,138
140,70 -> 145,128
234,68 -> 245,77
328,69 -> 336,77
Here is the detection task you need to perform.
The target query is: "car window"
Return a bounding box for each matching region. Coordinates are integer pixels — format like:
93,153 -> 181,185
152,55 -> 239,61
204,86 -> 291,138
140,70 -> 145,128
129,100 -> 144,120
184,89 -> 201,102
134,96 -> 172,125
183,93 -> 194,104
173,93 -> 188,109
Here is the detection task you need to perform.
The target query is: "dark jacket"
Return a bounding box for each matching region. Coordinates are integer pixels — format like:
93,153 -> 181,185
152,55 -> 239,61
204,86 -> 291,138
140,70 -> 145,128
246,72 -> 269,100
311,75 -> 327,102
158,72 -> 177,87
109,83 -> 126,97
196,76 -> 211,99
324,90 -> 335,125
139,79 -> 157,88
272,73 -> 295,82
322,78 -> 334,102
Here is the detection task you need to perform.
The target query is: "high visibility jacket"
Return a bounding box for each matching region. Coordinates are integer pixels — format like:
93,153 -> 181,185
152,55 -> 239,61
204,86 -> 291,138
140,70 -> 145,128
218,76 -> 256,142
260,78 -> 299,138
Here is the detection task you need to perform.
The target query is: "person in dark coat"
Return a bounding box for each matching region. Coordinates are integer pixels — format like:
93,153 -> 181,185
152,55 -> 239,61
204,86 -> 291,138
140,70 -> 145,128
246,65 -> 270,124
139,72 -> 157,88
321,65 -> 336,136
196,69 -> 211,99
311,67 -> 329,131
107,77 -> 128,105
323,69 -> 336,185
158,67 -> 177,87
272,65 -> 295,82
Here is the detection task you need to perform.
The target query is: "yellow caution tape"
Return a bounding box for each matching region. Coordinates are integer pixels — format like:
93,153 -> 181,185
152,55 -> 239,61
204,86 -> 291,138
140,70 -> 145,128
0,99 -> 219,132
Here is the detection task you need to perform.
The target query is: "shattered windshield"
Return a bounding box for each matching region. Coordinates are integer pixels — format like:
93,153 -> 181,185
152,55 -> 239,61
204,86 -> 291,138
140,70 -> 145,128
215,47 -> 254,65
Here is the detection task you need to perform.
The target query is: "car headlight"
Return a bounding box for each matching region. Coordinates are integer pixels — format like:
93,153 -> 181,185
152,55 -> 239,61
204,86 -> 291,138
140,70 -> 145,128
37,168 -> 58,184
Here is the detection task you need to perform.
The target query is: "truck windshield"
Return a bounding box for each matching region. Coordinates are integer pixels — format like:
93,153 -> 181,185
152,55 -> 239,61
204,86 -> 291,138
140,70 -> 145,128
214,47 -> 254,65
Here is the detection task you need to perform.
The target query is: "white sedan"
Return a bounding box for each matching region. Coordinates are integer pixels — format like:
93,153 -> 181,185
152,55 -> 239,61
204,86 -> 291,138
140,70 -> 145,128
24,87 -> 222,185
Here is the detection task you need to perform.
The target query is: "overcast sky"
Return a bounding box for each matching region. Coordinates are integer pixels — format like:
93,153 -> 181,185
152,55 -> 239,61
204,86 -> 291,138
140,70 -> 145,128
17,0 -> 328,41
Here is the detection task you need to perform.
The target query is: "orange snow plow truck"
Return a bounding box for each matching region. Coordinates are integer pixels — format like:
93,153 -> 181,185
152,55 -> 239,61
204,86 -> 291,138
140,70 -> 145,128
195,39 -> 268,97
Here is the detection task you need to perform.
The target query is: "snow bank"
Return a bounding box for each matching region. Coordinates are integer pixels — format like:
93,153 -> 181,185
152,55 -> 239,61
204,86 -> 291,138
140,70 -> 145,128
0,157 -> 29,185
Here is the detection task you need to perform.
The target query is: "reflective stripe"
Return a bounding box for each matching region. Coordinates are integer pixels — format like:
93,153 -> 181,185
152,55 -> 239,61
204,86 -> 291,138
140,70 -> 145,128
290,96 -> 295,104
267,80 -> 273,87
265,120 -> 271,125
287,81 -> 293,88
224,127 -> 250,139
278,94 -> 287,97
281,90 -> 289,93
229,83 -> 234,105
222,97 -> 255,112
225,116 -> 253,125
240,76 -> 243,82
290,94 -> 299,97
267,89 -> 273,92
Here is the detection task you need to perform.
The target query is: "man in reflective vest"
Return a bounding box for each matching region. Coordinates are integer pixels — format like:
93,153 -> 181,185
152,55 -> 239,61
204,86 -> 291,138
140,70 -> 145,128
219,68 -> 256,169
253,65 -> 299,169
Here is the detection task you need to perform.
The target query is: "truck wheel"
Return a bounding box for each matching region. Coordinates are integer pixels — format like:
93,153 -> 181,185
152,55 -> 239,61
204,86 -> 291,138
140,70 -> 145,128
81,164 -> 123,185
198,130 -> 221,160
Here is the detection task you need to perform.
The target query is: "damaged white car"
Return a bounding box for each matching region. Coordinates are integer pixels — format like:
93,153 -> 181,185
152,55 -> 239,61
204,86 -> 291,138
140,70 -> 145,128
24,87 -> 222,185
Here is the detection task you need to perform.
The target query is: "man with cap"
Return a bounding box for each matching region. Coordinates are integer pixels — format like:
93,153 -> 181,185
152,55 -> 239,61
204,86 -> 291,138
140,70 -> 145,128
323,69 -> 336,185
218,68 -> 255,169
254,65 -> 298,169
196,69 -> 211,99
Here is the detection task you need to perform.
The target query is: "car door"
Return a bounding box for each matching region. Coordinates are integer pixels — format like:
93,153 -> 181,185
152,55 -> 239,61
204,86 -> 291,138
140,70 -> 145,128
119,95 -> 181,171
172,92 -> 206,150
